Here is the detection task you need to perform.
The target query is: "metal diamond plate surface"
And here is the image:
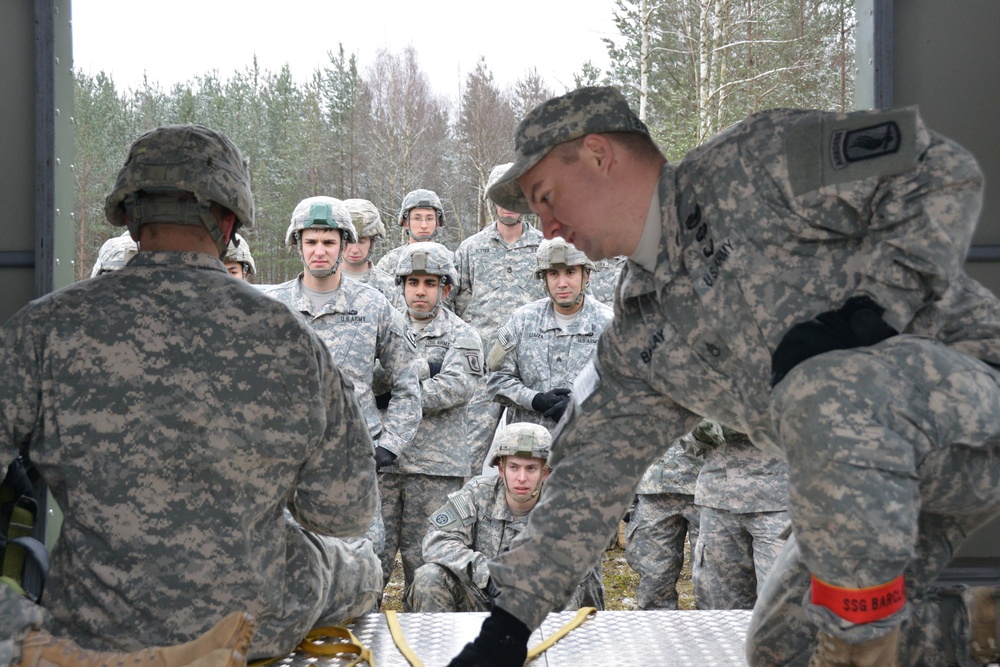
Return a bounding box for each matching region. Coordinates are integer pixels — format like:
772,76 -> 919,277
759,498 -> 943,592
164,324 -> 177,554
274,610 -> 751,667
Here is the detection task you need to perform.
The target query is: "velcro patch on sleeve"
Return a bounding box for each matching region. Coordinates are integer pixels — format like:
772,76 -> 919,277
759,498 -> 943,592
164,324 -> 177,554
788,108 -> 917,196
810,573 -> 906,624
428,492 -> 476,531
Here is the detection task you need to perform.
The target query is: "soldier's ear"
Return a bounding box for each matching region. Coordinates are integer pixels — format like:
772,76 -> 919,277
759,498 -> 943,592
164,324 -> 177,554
441,283 -> 452,299
581,134 -> 614,174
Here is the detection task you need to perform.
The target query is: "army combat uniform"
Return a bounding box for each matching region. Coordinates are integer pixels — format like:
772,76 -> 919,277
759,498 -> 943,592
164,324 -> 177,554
488,295 -> 613,430
263,276 -> 420,459
377,305 -> 484,598
0,252 -> 382,659
487,103 -> 1000,664
588,256 -> 626,307
448,221 -> 546,469
345,264 -> 397,305
408,474 -> 604,613
625,435 -> 703,610
688,420 -> 789,611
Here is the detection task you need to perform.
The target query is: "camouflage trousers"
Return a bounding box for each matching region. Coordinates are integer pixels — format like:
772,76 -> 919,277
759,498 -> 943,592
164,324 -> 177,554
408,563 -> 494,612
691,507 -> 789,610
0,526 -> 383,663
465,378 -> 505,474
407,562 -> 605,613
377,472 -> 463,607
747,336 -> 1000,664
0,583 -> 46,667
624,493 -> 700,610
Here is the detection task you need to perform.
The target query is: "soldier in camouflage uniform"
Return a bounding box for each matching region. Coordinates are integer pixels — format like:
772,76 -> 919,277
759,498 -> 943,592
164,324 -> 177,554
487,237 -> 613,430
448,87 -> 1000,667
0,124 -> 381,664
89,231 -> 137,277
409,423 -> 603,613
263,197 -> 420,477
221,233 -> 255,281
625,434 -> 703,610
449,165 -> 546,471
376,189 -> 446,279
376,242 -> 484,604
342,198 -> 397,303
588,255 -> 626,307
686,419 -> 789,611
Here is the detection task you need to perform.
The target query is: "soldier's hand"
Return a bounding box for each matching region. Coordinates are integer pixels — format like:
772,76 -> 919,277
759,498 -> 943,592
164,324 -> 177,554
374,391 -> 392,410
531,388 -> 571,416
482,577 -> 502,607
446,607 -> 530,667
541,388 -> 572,422
373,446 -> 397,470
770,296 -> 897,387
428,361 -> 442,378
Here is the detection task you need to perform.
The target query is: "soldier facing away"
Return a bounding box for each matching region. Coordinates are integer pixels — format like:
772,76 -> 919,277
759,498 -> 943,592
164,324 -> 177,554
0,124 -> 381,666
447,86 -> 1000,667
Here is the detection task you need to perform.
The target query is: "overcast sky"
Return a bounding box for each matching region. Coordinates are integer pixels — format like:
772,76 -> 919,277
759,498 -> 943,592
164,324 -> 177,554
72,1 -> 619,100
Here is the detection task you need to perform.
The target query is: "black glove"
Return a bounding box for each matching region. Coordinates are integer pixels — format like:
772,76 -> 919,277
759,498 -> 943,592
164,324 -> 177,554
374,445 -> 397,470
482,577 -> 502,608
531,388 -> 572,418
542,390 -> 571,422
374,391 -> 392,410
770,296 -> 898,387
446,607 -> 530,667
428,361 -> 442,378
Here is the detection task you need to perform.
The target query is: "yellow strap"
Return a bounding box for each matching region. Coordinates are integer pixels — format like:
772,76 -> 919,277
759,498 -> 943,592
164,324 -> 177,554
385,607 -> 597,666
525,607 -> 596,660
248,625 -> 375,667
385,610 -> 425,667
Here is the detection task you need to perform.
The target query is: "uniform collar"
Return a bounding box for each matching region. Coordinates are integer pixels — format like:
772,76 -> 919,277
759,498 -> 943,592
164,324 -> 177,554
619,163 -> 682,299
129,250 -> 227,272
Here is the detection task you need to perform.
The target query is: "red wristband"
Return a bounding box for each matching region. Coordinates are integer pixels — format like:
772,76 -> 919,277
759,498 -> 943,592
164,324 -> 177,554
810,573 -> 905,624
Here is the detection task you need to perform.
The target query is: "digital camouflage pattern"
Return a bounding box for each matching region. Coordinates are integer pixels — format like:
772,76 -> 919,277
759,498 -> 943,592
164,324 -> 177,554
486,100 -> 1000,664
448,220 -> 546,469
104,124 -> 254,256
486,86 -> 649,215
625,492 -> 700,610
398,189 -> 444,226
344,265 -> 397,304
375,305 -> 483,598
488,296 -> 613,430
687,420 -> 789,611
533,237 -> 595,276
284,196 -> 357,246
0,584 -> 45,667
262,276 -> 420,458
410,474 -> 604,613
0,251 -> 381,658
90,232 -> 138,277
345,198 -> 386,240
222,233 -> 256,276
588,256 -> 626,307
625,436 -> 704,610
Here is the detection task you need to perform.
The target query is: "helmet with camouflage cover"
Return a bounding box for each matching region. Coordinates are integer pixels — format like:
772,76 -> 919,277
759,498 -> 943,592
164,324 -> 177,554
91,232 -> 138,277
534,237 -> 595,278
286,196 -> 356,277
395,242 -> 457,320
394,242 -> 458,286
486,163 -> 522,226
488,423 -> 551,468
398,189 -> 445,242
285,196 -> 357,247
222,232 -> 256,277
345,198 -> 386,240
104,124 -> 254,256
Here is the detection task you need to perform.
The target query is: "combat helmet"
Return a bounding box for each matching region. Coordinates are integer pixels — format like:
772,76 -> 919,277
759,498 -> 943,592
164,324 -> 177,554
222,232 -> 256,277
104,124 -> 254,256
534,237 -> 595,278
395,241 -> 457,320
398,189 -> 444,243
345,198 -> 386,240
488,423 -> 552,468
91,232 -> 139,277
285,196 -> 356,278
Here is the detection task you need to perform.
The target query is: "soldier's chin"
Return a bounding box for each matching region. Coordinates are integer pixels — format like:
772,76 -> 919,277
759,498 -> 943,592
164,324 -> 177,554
498,214 -> 521,226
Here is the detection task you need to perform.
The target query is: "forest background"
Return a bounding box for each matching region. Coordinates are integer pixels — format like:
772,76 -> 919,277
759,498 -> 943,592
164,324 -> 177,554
74,0 -> 856,284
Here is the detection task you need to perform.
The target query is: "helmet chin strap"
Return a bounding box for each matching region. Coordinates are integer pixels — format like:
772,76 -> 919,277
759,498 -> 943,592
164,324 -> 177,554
406,284 -> 444,320
299,233 -> 344,278
407,227 -> 437,242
